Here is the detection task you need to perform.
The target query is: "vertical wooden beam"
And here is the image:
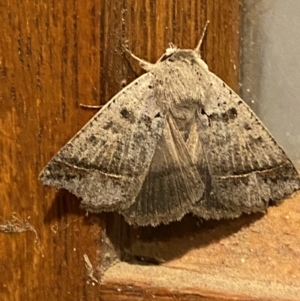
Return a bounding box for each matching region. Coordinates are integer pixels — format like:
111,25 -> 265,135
0,1 -> 241,300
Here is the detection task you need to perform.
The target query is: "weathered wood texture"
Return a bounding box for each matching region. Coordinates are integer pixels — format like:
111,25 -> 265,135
4,0 -> 299,301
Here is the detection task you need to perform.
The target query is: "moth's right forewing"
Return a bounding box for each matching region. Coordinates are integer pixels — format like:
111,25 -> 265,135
193,72 -> 300,219
39,73 -> 166,211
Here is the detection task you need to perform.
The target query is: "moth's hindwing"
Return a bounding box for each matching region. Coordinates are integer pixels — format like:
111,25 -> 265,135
123,115 -> 204,226
39,73 -> 166,211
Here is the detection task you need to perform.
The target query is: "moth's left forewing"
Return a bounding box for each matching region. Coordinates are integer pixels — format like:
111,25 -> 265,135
39,73 -> 167,212
193,70 -> 300,219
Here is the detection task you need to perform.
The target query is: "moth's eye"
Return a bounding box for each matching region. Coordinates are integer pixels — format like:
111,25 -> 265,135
160,54 -> 174,62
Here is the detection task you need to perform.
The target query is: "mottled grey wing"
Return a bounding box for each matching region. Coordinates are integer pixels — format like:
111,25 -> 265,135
39,73 -> 166,211
123,115 -> 204,226
192,72 -> 300,219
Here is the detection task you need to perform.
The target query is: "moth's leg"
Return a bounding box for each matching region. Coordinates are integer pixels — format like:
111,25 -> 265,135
123,46 -> 154,71
79,104 -> 103,110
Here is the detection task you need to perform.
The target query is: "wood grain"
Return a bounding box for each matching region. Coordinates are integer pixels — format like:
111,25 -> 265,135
6,0 -> 299,300
0,0 -> 104,300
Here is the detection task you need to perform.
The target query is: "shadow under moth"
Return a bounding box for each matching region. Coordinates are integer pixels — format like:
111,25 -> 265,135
39,23 -> 300,226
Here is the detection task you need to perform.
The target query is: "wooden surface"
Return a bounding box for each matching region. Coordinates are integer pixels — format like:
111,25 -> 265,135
2,1 -> 299,301
101,193 -> 300,300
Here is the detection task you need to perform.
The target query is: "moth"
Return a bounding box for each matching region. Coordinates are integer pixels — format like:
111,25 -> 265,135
39,23 -> 300,226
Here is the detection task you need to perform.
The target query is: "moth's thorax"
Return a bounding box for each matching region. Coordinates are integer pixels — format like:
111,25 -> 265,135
151,49 -> 211,110
148,49 -> 212,140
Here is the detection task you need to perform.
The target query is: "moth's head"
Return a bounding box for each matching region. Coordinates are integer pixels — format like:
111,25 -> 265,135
155,21 -> 210,71
157,47 -> 209,71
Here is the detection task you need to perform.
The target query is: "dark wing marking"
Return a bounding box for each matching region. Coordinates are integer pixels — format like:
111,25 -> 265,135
192,72 -> 300,219
122,115 -> 204,226
39,73 -> 166,211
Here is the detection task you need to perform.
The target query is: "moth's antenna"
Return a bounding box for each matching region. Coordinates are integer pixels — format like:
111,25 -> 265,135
195,21 -> 210,52
123,45 -> 154,71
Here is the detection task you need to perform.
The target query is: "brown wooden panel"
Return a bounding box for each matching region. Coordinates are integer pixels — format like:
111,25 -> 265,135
0,0 -> 105,300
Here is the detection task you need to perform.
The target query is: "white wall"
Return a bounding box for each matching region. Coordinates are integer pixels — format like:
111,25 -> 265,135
241,0 -> 300,169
